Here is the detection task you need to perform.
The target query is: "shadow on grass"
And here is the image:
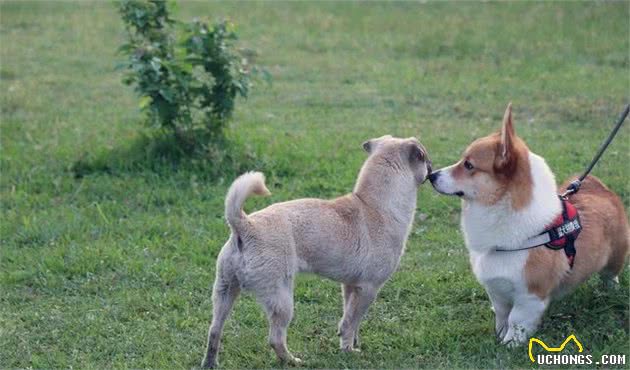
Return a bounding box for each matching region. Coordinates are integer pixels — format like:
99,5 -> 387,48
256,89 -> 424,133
70,130 -> 267,182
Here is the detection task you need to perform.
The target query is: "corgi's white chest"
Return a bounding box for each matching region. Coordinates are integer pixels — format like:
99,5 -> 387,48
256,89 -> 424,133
470,250 -> 528,298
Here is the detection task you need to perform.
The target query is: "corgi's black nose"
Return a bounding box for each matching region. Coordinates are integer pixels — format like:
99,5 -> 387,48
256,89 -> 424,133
428,170 -> 440,183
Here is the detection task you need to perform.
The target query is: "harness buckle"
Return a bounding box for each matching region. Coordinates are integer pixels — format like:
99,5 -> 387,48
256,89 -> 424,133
561,179 -> 582,199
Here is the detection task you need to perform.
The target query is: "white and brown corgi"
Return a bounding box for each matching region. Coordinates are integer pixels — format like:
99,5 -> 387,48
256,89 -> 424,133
429,103 -> 629,346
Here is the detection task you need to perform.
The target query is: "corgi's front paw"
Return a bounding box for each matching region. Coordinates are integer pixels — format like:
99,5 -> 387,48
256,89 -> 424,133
495,323 -> 508,342
501,326 -> 528,347
503,338 -> 523,348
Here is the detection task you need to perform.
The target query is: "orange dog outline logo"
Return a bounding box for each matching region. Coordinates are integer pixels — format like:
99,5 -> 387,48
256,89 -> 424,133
528,334 -> 584,363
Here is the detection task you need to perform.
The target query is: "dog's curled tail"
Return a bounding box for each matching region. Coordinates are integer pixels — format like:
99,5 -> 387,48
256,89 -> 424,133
225,171 -> 271,233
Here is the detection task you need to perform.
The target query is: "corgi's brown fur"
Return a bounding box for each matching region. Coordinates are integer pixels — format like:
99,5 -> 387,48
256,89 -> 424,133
525,176 -> 629,299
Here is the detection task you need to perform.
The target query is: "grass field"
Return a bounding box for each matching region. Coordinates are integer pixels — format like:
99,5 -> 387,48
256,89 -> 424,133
1,1 -> 629,368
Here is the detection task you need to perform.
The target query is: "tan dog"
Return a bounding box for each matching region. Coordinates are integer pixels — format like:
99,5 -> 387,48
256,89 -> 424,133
429,103 -> 629,346
201,136 -> 431,368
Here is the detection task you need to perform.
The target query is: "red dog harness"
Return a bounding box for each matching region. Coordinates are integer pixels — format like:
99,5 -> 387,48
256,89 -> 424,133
496,197 -> 582,268
543,198 -> 581,267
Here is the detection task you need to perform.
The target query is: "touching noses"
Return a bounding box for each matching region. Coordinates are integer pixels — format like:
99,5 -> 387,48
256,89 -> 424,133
428,170 -> 441,183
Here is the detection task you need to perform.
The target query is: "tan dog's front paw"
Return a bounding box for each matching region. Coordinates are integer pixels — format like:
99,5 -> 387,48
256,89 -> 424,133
200,357 -> 217,369
289,356 -> 303,366
341,345 -> 361,353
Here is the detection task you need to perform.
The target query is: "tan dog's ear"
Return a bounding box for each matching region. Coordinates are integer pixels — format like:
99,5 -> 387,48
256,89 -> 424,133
362,140 -> 372,153
406,138 -> 425,162
363,135 -> 392,154
497,102 -> 515,168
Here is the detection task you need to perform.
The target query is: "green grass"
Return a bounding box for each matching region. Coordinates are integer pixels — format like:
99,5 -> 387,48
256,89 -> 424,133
1,1 -> 629,368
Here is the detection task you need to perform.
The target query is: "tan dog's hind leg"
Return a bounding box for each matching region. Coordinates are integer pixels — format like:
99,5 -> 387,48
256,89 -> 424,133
338,284 -> 361,348
201,276 -> 241,368
338,284 -> 378,352
260,285 -> 302,365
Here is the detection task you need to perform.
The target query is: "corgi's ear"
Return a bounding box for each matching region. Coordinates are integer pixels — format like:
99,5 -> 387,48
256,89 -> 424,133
498,102 -> 515,167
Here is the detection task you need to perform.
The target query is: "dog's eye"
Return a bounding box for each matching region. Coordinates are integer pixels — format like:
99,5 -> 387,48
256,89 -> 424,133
464,160 -> 474,170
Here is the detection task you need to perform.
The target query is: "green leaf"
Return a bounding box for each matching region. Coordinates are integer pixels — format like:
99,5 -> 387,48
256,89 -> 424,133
139,96 -> 152,109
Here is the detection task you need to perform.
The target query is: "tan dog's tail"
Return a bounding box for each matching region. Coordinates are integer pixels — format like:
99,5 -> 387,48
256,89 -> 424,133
225,172 -> 271,234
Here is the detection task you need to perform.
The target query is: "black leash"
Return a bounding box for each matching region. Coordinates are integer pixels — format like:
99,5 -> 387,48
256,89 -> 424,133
561,104 -> 630,198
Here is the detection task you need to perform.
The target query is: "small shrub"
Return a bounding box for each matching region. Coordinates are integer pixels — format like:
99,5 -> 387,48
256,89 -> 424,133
117,0 -> 254,150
